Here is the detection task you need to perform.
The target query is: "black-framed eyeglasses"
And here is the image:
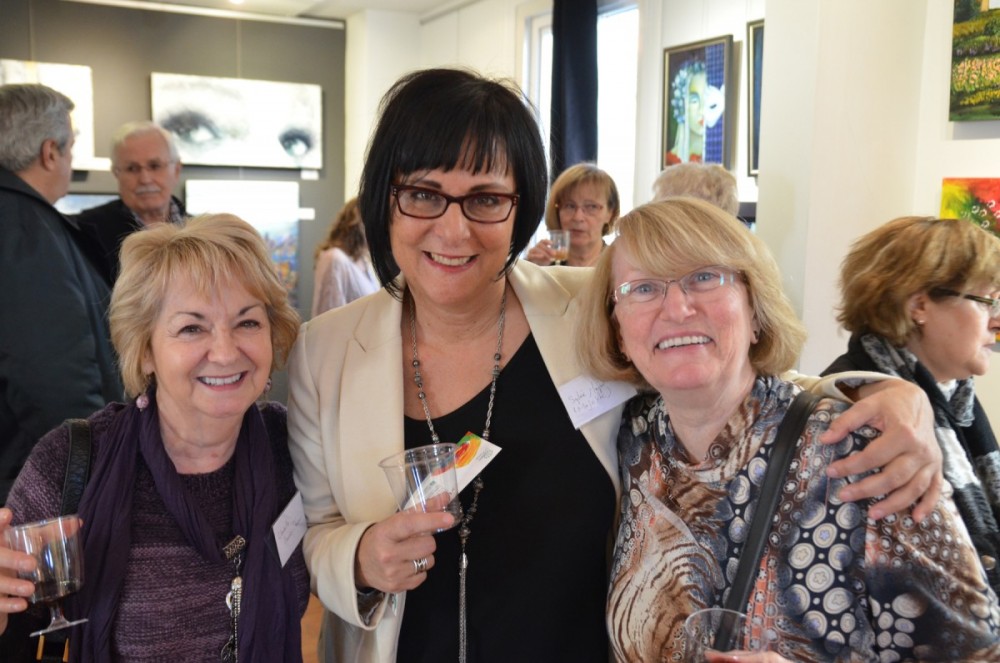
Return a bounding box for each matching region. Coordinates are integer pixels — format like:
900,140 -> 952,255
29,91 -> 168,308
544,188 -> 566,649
391,184 -> 519,224
613,266 -> 742,307
932,288 -> 1000,318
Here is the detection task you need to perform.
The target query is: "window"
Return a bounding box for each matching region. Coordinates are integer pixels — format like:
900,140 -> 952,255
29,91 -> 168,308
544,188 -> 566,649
523,3 -> 639,218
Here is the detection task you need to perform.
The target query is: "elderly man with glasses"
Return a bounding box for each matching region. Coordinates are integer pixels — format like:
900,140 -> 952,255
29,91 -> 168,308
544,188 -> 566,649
76,121 -> 186,285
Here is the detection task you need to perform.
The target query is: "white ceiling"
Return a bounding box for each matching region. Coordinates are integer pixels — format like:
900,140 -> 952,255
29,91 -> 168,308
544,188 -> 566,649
126,0 -> 451,20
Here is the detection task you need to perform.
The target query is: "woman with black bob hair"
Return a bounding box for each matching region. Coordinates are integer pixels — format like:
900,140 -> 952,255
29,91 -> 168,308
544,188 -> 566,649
286,68 -> 944,663
360,67 -> 548,292
288,66 -> 620,663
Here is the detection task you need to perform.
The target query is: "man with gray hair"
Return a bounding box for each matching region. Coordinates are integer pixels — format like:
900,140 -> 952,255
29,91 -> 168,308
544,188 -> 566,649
76,120 -> 185,284
0,84 -> 122,503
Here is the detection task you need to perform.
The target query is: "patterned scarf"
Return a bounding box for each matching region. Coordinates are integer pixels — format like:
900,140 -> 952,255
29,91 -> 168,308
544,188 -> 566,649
859,333 -> 1000,589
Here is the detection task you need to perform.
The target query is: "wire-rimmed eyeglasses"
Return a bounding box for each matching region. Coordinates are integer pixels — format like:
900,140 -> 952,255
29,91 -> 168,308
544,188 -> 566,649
932,288 -> 1000,318
557,202 -> 606,217
392,184 -> 519,224
114,159 -> 176,177
613,266 -> 742,307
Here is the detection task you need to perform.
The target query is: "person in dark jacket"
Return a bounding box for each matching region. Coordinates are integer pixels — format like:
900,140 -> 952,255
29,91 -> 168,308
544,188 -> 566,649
75,121 -> 185,285
824,216 -> 1000,593
0,83 -> 122,504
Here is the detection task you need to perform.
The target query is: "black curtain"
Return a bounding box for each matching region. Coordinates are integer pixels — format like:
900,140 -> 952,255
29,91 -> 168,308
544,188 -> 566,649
549,0 -> 599,181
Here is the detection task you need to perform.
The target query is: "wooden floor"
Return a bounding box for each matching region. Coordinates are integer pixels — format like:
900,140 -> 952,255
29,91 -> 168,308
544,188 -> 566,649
301,594 -> 324,663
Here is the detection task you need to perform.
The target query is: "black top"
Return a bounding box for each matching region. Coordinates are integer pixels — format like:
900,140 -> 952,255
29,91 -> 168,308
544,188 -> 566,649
397,335 -> 615,662
75,196 -> 186,286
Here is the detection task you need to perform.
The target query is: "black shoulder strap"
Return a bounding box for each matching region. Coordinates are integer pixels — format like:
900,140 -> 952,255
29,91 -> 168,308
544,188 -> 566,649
60,418 -> 92,516
715,390 -> 822,650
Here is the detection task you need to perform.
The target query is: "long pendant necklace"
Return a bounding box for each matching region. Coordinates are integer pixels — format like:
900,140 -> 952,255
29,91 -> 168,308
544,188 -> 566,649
408,285 -> 506,663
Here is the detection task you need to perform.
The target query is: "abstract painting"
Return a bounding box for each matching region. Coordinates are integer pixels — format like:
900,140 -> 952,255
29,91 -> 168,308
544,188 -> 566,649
940,177 -> 1000,238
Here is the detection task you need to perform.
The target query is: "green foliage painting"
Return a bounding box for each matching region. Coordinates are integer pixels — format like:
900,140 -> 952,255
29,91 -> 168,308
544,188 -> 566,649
951,1 -> 1000,120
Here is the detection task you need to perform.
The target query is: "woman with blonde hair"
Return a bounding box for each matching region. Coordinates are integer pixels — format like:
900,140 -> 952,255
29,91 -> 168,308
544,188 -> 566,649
0,214 -> 309,662
525,162 -> 619,267
577,199 -> 998,661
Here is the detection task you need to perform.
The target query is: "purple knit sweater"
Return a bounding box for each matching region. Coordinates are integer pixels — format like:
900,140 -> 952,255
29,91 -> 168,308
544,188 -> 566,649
5,402 -> 310,662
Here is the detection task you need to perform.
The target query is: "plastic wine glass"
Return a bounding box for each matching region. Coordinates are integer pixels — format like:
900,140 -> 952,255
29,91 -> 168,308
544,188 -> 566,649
4,514 -> 88,636
549,229 -> 571,265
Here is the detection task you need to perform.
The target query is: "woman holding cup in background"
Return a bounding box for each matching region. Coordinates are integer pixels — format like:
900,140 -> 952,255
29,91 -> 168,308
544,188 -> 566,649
576,198 -> 999,661
525,162 -> 619,267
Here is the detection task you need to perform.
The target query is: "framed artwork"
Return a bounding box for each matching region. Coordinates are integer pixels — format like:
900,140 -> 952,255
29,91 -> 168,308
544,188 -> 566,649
950,2 -> 1000,121
0,59 -> 96,170
940,177 -> 1000,238
662,35 -> 733,169
747,20 -> 764,176
185,180 -> 302,305
152,73 -> 323,169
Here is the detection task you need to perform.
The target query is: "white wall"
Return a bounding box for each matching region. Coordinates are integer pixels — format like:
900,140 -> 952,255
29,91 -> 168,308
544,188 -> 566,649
344,10 -> 420,197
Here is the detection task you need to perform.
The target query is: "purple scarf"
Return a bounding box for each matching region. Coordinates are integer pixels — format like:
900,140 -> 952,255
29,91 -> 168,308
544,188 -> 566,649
68,390 -> 302,662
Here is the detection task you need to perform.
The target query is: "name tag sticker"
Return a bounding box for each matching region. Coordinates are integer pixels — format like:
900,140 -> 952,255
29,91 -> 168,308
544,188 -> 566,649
272,490 -> 307,567
558,376 -> 637,429
453,432 -> 501,492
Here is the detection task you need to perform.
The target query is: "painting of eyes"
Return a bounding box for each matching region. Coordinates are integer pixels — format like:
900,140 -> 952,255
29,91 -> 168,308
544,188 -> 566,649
152,72 -> 323,169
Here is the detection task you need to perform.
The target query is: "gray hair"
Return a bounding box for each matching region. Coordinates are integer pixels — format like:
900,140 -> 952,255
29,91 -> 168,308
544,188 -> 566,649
110,121 -> 179,166
651,162 -> 739,216
0,84 -> 74,172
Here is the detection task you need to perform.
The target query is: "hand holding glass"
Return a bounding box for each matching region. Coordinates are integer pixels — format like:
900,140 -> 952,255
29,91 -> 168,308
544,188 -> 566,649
379,444 -> 462,531
4,514 -> 87,636
548,230 -> 571,265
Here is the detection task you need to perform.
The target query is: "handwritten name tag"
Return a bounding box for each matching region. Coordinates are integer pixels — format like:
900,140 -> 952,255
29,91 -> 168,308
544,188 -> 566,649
557,375 -> 637,429
272,491 -> 307,567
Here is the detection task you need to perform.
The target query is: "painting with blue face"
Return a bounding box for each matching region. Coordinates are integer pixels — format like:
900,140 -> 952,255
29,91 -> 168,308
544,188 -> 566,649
151,73 -> 322,169
663,40 -> 728,167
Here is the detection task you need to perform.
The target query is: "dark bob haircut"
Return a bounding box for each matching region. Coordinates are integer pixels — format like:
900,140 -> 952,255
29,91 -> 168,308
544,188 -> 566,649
358,68 -> 548,298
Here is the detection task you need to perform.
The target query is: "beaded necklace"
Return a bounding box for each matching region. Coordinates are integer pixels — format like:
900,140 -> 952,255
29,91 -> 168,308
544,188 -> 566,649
408,285 -> 506,663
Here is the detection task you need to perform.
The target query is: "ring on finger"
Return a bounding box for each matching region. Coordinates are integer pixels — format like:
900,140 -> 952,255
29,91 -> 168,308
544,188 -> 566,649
412,557 -> 429,574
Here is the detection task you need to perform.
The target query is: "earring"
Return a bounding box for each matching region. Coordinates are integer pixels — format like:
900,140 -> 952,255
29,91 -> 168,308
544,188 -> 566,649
135,392 -> 149,410
263,377 -> 272,395
914,319 -> 925,326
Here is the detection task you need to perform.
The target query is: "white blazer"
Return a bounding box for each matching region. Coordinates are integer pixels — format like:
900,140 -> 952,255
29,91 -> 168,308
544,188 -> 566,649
287,260 -> 624,663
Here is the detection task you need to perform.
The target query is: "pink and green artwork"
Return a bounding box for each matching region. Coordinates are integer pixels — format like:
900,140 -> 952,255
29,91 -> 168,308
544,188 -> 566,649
940,177 -> 1000,238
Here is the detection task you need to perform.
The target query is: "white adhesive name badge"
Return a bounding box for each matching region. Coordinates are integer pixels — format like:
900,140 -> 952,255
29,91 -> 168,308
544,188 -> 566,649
558,376 -> 637,429
272,490 -> 307,567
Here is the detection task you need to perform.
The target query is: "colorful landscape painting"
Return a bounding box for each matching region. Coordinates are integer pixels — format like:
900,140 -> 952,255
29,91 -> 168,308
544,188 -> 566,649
940,177 -> 1000,238
951,0 -> 1000,120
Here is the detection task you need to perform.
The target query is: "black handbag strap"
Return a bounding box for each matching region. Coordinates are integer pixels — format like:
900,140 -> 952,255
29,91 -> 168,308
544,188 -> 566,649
60,418 -> 92,516
714,390 -> 822,651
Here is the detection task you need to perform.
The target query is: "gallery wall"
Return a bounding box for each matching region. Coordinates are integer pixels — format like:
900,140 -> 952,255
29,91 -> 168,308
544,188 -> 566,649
0,0 -> 347,402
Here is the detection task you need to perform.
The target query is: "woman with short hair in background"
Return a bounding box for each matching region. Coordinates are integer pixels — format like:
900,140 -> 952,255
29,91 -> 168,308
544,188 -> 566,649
525,162 -> 619,267
826,216 -> 1000,594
